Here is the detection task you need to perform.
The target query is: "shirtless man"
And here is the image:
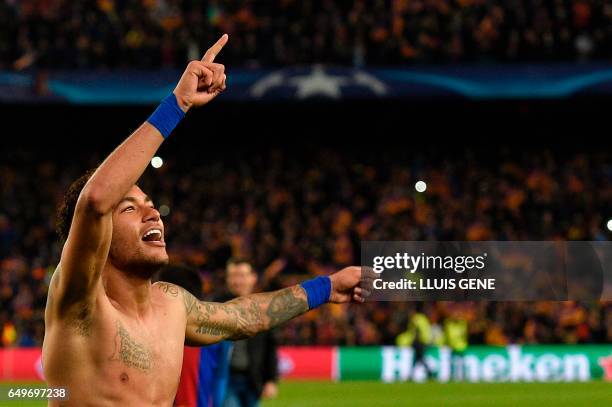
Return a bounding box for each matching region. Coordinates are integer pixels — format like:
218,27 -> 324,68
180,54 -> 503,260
43,35 -> 363,406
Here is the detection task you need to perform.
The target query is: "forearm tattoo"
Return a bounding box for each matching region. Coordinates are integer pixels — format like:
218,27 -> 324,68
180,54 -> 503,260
159,282 -> 308,343
265,286 -> 309,326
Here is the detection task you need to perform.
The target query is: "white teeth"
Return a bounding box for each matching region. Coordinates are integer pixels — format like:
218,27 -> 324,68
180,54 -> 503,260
144,229 -> 162,238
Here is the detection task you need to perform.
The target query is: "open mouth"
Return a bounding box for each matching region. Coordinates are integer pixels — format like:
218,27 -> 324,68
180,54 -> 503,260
142,228 -> 165,246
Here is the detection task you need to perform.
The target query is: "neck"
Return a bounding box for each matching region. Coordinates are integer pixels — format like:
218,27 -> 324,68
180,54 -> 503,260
103,263 -> 153,318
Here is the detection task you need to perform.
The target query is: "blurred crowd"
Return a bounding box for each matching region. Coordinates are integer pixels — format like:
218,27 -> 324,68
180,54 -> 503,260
1,147 -> 611,348
1,0 -> 612,70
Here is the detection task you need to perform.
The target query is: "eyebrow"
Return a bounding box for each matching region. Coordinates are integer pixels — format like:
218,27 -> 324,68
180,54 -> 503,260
118,195 -> 153,205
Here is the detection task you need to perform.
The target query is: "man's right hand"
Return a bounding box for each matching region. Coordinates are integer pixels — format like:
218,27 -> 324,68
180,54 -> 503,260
261,381 -> 278,399
173,34 -> 228,112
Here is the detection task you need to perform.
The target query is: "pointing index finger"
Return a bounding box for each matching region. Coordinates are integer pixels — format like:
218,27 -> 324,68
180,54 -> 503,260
202,34 -> 229,63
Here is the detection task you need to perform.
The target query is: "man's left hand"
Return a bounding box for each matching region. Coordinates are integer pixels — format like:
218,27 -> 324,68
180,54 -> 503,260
329,266 -> 366,303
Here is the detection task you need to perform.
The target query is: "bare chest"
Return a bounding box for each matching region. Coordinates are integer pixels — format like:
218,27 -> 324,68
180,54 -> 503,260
95,306 -> 186,394
44,299 -> 187,404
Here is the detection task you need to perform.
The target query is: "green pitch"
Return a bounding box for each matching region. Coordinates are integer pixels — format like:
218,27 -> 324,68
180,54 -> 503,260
0,381 -> 609,406
262,381 -> 611,407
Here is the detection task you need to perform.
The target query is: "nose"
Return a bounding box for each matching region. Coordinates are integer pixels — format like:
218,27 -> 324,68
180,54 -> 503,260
144,206 -> 161,223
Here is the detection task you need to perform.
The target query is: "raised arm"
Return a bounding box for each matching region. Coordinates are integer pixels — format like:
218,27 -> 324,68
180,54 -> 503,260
53,120 -> 165,309
50,35 -> 229,318
173,266 -> 363,345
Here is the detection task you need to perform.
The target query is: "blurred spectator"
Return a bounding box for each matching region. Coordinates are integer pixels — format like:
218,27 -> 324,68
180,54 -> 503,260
444,308 -> 468,380
396,302 -> 434,381
2,0 -> 612,70
156,263 -> 232,407
1,320 -> 16,347
221,258 -> 278,407
0,147 -> 611,348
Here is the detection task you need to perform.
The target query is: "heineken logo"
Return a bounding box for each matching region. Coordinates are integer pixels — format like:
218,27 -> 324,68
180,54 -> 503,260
598,355 -> 612,381
380,346 -> 594,382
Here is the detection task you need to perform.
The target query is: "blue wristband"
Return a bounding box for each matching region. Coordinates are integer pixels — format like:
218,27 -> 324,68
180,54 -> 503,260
300,276 -> 331,309
147,94 -> 185,139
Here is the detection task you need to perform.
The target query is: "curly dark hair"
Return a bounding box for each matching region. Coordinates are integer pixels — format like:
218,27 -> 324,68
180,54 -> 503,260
55,168 -> 97,242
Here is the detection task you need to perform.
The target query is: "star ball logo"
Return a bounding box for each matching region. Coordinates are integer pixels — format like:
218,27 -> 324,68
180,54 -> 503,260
250,65 -> 388,99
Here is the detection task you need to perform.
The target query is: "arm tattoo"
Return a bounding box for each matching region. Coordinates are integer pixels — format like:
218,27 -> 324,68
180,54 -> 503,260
183,285 -> 308,344
182,290 -> 241,340
182,287 -> 197,315
109,321 -> 153,372
195,321 -> 232,337
266,286 -> 308,326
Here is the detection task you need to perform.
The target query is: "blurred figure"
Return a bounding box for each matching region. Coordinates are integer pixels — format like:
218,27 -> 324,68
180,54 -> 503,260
5,1 -> 612,68
444,309 -> 468,381
1,320 -> 17,347
396,302 -> 434,381
156,264 -> 232,407
222,258 -> 278,407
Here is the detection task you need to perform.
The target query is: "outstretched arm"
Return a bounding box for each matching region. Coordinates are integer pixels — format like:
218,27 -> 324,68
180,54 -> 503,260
184,285 -> 307,344
166,266 -> 364,345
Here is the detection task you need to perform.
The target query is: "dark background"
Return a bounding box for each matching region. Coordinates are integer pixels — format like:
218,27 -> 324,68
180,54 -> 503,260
2,98 -> 609,151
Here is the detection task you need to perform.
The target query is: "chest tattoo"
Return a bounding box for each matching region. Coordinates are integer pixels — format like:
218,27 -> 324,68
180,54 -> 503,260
108,321 -> 153,372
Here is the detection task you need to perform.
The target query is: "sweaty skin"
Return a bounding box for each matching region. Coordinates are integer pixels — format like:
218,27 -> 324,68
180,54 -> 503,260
42,35 -> 363,406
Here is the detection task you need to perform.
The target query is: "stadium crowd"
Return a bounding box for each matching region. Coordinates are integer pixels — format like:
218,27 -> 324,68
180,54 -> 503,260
1,147 -> 611,348
1,0 -> 612,69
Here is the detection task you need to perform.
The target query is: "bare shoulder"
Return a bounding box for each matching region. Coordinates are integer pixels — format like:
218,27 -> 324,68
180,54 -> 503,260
153,281 -> 199,316
153,281 -> 182,298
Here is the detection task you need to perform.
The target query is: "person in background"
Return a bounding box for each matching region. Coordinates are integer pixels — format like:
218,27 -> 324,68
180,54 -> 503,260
222,258 -> 278,407
156,264 -> 232,407
444,308 -> 468,381
396,302 -> 434,381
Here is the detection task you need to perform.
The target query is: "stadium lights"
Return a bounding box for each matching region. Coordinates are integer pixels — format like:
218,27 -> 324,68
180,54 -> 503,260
151,156 -> 163,168
159,205 -> 170,217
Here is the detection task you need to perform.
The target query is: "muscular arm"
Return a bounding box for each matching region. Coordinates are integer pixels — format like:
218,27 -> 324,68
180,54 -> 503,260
54,123 -> 165,313
158,283 -> 308,345
50,36 -> 229,320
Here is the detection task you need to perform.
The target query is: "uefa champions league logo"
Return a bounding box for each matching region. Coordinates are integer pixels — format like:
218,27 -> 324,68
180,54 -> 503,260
250,65 -> 388,99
